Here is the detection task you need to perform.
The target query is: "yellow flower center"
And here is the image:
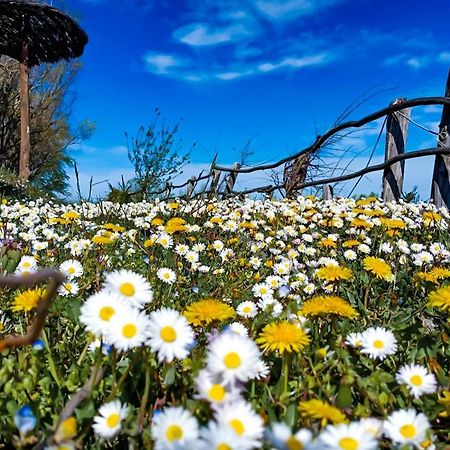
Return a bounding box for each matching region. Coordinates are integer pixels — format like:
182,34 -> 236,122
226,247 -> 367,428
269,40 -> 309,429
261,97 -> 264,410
373,339 -> 384,349
99,306 -> 115,321
122,324 -> 137,338
22,262 -> 31,268
164,273 -> 171,279
224,352 -> 241,369
0,322 -> 4,331
339,437 -> 358,450
68,267 -> 76,274
160,326 -> 177,342
119,282 -> 135,297
106,413 -> 120,428
217,444 -> 231,450
208,384 -> 225,402
286,436 -> 303,450
243,306 -> 251,313
400,424 -> 416,439
166,424 -> 183,442
410,375 -> 423,386
229,419 -> 245,435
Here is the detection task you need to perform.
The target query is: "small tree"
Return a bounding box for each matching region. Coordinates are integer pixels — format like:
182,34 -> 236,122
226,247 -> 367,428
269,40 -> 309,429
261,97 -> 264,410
126,108 -> 194,200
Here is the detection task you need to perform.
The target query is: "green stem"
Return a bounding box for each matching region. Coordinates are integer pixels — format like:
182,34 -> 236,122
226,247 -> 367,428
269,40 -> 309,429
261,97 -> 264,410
42,328 -> 61,388
281,351 -> 291,398
137,363 -> 152,432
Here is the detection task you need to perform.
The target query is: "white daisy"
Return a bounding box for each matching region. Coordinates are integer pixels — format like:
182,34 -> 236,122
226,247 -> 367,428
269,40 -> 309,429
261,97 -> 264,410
319,421 -> 378,450
198,420 -> 250,450
104,269 -> 153,309
236,301 -> 258,318
384,409 -> 430,447
396,364 -> 437,398
156,267 -> 177,284
80,291 -> 129,337
345,332 -> 364,348
106,307 -> 150,352
194,369 -> 241,407
266,422 -> 313,450
147,308 -> 194,363
360,327 -> 397,360
92,400 -> 128,439
151,406 -> 199,450
206,332 -> 261,383
59,259 -> 84,279
214,399 -> 264,448
58,281 -> 79,297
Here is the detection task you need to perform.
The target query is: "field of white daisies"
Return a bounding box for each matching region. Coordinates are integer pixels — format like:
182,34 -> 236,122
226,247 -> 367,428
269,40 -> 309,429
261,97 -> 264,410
1,195 -> 450,449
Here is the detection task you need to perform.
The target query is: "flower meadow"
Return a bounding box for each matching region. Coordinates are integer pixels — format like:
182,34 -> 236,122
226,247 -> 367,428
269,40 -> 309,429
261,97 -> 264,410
1,196 -> 450,449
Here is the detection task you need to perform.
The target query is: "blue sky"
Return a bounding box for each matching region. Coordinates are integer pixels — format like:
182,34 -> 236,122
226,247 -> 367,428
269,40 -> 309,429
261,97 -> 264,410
63,0 -> 450,199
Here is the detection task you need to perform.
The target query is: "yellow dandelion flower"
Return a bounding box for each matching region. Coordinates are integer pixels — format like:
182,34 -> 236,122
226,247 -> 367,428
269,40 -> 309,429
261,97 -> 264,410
256,322 -> 310,353
184,299 -> 235,327
315,265 -> 353,282
151,217 -> 164,226
61,211 -> 80,220
430,267 -> 450,281
92,235 -> 113,245
423,211 -> 442,222
342,239 -> 360,248
380,218 -> 406,229
363,256 -> 393,281
168,202 -> 180,209
356,197 -> 376,206
427,286 -> 450,311
350,218 -> 372,229
319,238 -> 337,248
102,223 -> 125,232
12,287 -> 46,312
299,399 -> 346,425
298,295 -> 358,319
165,217 -> 187,234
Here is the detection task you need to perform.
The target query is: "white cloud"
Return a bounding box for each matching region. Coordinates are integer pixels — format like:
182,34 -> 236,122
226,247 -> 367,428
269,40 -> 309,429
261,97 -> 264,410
254,0 -> 343,20
174,23 -> 250,46
423,105 -> 442,114
143,53 -> 185,74
258,53 -> 329,72
438,51 -> 450,63
406,57 -> 429,69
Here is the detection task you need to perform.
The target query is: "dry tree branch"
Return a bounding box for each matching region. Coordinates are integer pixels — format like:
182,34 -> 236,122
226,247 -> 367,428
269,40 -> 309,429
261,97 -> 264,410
0,269 -> 65,352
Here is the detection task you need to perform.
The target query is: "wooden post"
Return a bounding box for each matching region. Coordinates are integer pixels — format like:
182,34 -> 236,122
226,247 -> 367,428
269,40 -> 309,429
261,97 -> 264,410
165,182 -> 172,199
186,176 -> 196,199
431,70 -> 450,208
209,169 -> 221,195
382,102 -> 410,202
19,41 -> 30,181
323,184 -> 333,200
224,162 -> 241,196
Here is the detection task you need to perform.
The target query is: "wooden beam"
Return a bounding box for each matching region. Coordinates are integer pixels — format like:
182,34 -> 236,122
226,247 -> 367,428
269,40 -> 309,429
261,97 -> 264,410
209,169 -> 221,195
19,41 -> 31,181
431,69 -> 450,208
382,101 -> 410,202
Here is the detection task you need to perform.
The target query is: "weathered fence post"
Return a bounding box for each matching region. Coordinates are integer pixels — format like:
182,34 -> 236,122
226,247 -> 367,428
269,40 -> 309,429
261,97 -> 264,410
382,101 -> 410,202
431,69 -> 450,208
165,182 -> 172,199
186,176 -> 196,199
323,184 -> 333,200
209,170 -> 221,196
224,162 -> 241,196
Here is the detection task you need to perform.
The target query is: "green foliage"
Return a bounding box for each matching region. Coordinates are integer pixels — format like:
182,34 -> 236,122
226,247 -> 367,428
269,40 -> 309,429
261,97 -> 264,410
126,108 -> 194,200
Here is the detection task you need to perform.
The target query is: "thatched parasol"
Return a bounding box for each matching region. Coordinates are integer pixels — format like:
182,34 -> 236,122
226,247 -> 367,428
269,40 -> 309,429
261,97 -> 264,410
0,0 -> 88,180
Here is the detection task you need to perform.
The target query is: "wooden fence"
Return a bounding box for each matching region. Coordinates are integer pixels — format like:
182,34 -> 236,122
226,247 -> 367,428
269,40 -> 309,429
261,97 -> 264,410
147,70 -> 450,208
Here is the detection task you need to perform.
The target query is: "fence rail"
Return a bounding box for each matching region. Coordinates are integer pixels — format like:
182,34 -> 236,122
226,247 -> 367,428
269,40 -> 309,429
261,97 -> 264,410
140,70 -> 450,207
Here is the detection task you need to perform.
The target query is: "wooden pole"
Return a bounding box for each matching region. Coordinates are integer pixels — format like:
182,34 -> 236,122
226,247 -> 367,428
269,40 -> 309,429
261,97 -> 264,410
186,176 -> 196,199
19,40 -> 31,181
225,162 -> 241,196
382,102 -> 410,202
323,184 -> 333,200
431,70 -> 450,208
209,169 -> 221,195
